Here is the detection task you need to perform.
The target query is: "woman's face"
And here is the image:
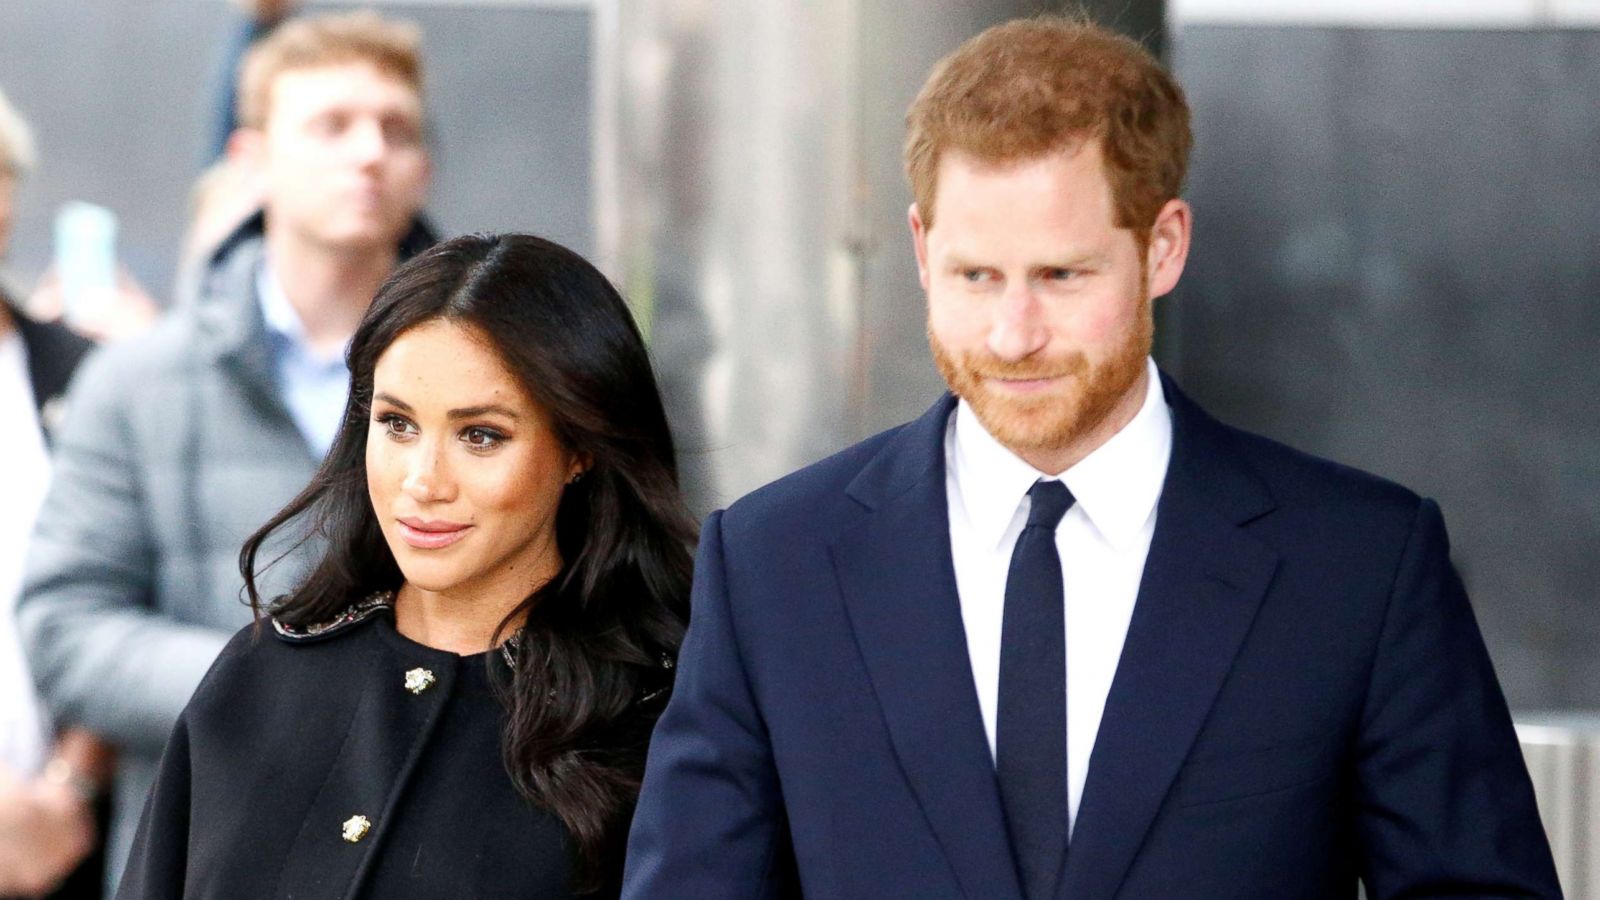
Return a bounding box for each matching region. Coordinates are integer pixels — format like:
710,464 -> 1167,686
366,319 -> 581,604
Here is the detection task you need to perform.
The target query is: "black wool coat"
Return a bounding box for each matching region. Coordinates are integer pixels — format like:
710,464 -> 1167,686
115,595 -> 670,900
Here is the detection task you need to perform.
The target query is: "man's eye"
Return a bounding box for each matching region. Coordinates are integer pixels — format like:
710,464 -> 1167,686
961,269 -> 993,283
462,427 -> 504,449
1036,267 -> 1080,285
312,113 -> 349,136
383,119 -> 423,147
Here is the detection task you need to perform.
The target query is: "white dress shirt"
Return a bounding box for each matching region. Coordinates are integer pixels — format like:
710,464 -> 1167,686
944,356 -> 1172,836
0,329 -> 52,775
257,262 -> 351,458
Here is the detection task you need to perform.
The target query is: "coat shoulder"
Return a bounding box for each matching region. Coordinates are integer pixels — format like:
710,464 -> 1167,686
1222,422 -> 1423,521
62,311 -> 203,405
719,418 -> 911,541
1164,374 -> 1424,528
92,310 -> 199,374
185,621 -> 294,717
187,597 -> 391,719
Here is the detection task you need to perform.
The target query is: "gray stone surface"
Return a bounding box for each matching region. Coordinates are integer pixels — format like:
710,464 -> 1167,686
1170,25 -> 1600,710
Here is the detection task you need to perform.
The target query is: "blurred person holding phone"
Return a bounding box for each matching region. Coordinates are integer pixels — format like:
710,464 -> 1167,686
17,12 -> 437,891
0,83 -> 112,900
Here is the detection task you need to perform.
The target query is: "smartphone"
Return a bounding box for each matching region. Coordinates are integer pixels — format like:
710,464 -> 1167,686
53,201 -> 118,324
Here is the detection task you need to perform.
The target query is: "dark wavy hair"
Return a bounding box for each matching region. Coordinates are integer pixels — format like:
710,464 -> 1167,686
240,233 -> 694,892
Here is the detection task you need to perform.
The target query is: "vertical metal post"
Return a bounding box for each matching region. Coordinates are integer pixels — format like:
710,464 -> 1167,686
593,0 -> 1042,513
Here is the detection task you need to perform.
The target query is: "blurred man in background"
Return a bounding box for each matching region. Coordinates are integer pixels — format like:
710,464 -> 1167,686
19,12 -> 437,889
0,84 -> 108,900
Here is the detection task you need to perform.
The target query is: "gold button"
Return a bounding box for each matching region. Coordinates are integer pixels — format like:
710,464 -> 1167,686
404,668 -> 436,695
342,815 -> 371,843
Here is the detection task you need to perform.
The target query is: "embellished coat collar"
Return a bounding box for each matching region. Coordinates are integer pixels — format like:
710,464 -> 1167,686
270,591 -> 677,687
271,591 -> 526,671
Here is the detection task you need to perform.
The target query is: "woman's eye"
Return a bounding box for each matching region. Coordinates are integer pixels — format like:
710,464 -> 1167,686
376,413 -> 416,438
462,427 -> 505,449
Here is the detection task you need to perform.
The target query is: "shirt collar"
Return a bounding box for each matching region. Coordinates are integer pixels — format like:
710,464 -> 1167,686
256,260 -> 345,367
951,357 -> 1172,551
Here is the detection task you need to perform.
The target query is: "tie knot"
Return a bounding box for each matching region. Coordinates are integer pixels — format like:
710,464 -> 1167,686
1026,479 -> 1074,530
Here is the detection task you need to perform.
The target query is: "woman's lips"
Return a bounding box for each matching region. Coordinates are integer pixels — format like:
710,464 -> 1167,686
397,518 -> 473,550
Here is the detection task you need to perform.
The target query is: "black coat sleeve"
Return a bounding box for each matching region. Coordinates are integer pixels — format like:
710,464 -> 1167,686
114,711 -> 192,900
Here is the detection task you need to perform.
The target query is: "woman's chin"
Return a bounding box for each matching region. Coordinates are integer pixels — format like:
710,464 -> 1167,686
392,561 -> 478,598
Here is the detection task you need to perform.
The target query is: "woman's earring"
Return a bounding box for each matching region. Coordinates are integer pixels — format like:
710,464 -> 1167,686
568,470 -> 585,486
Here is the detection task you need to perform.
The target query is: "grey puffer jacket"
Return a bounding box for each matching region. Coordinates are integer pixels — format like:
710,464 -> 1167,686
18,213 -> 438,889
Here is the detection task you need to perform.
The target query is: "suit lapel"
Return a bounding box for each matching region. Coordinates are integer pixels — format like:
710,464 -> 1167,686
831,395 -> 1024,900
1061,377 -> 1280,899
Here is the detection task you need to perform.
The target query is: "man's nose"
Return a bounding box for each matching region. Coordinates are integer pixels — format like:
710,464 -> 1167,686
346,118 -> 389,166
986,282 -> 1049,362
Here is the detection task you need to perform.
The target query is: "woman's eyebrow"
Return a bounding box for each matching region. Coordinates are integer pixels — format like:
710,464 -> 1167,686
448,404 -> 521,421
373,393 -> 520,421
373,391 -> 413,412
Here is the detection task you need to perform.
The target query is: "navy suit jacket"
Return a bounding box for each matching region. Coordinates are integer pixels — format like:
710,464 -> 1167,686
623,376 -> 1559,899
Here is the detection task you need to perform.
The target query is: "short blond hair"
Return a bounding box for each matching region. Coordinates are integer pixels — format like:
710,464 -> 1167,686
0,86 -> 37,177
237,10 -> 424,130
905,16 -> 1191,241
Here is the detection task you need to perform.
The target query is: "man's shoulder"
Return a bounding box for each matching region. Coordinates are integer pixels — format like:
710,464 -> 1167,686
1211,415 -> 1423,524
719,415 -> 923,537
75,224 -> 265,396
69,310 -> 207,394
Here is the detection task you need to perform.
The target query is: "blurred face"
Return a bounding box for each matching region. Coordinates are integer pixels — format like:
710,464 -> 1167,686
912,143 -> 1189,472
367,320 -> 582,604
0,166 -> 16,257
247,62 -> 430,254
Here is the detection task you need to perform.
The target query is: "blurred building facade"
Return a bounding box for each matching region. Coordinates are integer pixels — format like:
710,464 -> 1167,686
1,0 -> 1594,716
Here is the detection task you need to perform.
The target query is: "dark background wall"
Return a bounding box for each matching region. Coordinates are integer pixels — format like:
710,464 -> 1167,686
0,1 -> 592,302
1169,25 -> 1600,710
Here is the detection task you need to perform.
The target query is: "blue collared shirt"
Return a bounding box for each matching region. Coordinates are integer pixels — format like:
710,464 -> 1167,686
257,262 -> 350,458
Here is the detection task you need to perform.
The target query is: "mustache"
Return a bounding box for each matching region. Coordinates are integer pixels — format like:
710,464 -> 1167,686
925,322 -> 1090,385
958,352 -> 1088,382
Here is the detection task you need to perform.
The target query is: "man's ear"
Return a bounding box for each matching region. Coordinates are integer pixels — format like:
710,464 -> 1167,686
227,128 -> 271,196
1145,198 -> 1192,300
226,127 -> 260,165
908,202 -> 931,293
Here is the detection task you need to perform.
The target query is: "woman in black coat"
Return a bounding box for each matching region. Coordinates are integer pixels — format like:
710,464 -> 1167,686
116,234 -> 695,899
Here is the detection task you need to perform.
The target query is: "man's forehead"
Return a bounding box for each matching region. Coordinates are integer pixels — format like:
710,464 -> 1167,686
266,62 -> 423,119
930,144 -> 1113,222
935,141 -> 1104,189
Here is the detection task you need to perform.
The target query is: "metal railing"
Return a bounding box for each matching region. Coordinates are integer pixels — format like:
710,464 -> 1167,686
1519,713 -> 1600,897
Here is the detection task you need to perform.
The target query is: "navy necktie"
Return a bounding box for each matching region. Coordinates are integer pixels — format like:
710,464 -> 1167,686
997,479 -> 1075,900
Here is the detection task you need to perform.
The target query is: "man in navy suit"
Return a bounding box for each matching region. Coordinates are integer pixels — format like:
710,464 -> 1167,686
623,17 -> 1559,899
